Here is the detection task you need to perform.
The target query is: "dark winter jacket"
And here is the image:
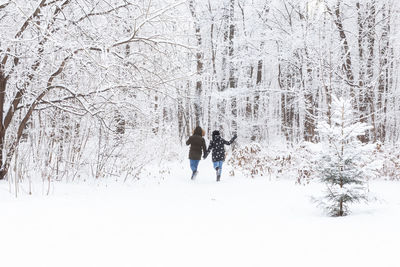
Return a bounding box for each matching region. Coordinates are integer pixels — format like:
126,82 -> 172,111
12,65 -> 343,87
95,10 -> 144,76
205,133 -> 237,162
186,126 -> 207,160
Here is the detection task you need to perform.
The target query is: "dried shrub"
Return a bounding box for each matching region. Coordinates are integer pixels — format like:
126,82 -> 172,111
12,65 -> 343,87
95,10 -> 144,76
227,143 -> 314,182
373,144 -> 400,180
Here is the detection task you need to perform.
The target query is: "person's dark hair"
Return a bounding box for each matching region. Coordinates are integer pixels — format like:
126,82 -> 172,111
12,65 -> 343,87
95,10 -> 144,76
193,126 -> 203,136
212,130 -> 220,139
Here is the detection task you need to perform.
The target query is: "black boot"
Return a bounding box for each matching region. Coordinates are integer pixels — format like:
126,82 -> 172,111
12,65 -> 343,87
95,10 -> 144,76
191,170 -> 198,180
216,167 -> 220,182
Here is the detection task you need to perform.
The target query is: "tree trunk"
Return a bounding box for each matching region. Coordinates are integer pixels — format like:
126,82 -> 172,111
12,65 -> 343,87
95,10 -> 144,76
377,4 -> 391,142
358,1 -> 376,143
304,47 -> 315,142
228,0 -> 237,133
189,0 -> 203,127
251,59 -> 262,141
329,1 -> 355,99
0,71 -> 5,179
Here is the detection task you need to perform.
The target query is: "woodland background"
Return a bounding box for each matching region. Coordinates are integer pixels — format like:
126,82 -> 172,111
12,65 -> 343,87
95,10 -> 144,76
0,0 -> 399,186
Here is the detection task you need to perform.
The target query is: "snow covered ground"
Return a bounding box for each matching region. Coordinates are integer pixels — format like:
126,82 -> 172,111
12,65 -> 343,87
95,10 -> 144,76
1,163 -> 400,267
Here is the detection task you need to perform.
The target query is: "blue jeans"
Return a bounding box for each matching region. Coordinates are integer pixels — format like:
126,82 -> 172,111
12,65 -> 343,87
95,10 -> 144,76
190,160 -> 200,172
213,161 -> 223,175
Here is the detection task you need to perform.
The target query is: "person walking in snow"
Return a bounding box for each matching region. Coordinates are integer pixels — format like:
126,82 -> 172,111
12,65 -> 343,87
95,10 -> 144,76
186,126 -> 207,180
204,130 -> 237,182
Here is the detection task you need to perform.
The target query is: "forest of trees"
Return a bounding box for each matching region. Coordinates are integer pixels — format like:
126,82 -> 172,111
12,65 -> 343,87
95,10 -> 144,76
0,0 -> 399,183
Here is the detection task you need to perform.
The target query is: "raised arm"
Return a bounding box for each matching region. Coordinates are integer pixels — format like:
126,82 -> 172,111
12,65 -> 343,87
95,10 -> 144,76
223,134 -> 237,145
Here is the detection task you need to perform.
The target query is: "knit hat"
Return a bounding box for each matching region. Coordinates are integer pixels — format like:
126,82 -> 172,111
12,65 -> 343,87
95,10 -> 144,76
212,130 -> 220,138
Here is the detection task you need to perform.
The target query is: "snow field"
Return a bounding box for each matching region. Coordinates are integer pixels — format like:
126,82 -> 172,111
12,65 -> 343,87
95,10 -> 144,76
1,165 -> 399,267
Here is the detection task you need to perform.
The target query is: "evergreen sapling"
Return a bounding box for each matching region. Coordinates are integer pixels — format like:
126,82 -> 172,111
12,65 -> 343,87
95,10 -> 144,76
315,96 -> 373,217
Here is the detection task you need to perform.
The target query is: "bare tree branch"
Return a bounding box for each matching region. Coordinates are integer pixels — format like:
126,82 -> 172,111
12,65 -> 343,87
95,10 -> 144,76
75,3 -> 131,23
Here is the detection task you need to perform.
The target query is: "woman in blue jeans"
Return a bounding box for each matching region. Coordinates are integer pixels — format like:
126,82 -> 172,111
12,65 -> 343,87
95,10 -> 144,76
204,130 -> 237,182
186,126 -> 207,180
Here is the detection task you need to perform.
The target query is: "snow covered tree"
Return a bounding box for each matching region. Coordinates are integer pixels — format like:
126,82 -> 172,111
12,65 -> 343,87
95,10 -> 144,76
315,95 -> 373,217
0,0 -> 186,181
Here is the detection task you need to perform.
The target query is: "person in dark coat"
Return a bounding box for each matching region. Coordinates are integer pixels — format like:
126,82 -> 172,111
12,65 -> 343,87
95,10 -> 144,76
186,126 -> 207,180
204,130 -> 237,182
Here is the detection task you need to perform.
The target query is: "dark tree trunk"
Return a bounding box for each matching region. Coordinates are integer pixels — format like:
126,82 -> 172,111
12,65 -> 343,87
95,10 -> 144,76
251,59 -> 262,141
329,2 -> 355,99
378,4 -> 391,142
304,47 -> 315,142
189,0 -> 203,127
228,0 -> 237,133
0,70 -> 5,179
358,1 -> 376,143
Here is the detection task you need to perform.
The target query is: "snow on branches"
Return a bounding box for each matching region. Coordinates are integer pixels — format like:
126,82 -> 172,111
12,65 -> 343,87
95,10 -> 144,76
314,96 -> 374,216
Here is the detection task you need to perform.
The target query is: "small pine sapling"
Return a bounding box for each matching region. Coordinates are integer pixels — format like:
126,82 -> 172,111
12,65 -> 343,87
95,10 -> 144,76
315,96 -> 373,216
